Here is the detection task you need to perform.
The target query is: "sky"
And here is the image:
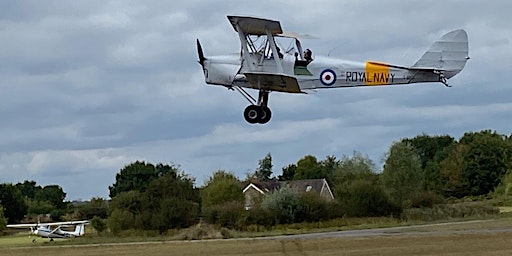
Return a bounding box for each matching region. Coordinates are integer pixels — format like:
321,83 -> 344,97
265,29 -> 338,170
1,0 -> 511,200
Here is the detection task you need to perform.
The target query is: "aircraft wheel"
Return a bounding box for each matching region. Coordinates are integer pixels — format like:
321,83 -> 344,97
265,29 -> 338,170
258,106 -> 272,124
244,105 -> 261,124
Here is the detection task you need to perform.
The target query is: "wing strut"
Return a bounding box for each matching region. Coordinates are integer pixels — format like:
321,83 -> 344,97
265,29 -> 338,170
234,86 -> 257,105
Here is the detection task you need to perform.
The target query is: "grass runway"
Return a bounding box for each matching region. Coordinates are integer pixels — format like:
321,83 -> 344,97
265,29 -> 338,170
2,218 -> 512,256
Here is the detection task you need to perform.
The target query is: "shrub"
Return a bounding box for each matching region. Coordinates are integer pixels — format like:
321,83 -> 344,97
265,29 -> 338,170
297,193 -> 329,222
202,201 -> 244,229
243,204 -> 275,228
410,191 -> 445,208
403,201 -> 500,221
91,216 -> 107,233
343,180 -> 401,217
261,186 -> 302,224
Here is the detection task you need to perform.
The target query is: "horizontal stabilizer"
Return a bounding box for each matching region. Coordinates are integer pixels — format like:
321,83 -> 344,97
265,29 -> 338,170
412,29 -> 469,79
366,61 -> 410,70
244,72 -> 302,93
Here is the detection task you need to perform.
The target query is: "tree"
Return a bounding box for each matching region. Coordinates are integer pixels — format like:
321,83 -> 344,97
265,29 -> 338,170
15,180 -> 42,199
108,191 -> 143,233
253,153 -> 273,181
109,161 -> 177,198
74,197 -> 109,219
461,131 -> 510,196
201,170 -> 244,208
330,151 -> 376,187
0,205 -> 6,231
108,165 -> 200,234
381,141 -> 424,208
0,184 -> 27,223
330,152 -> 382,216
261,186 -> 302,224
404,134 -> 455,191
201,171 -> 244,228
297,192 -> 333,222
404,134 -> 455,170
494,169 -> 512,201
144,171 -> 200,233
35,185 -> 67,210
91,216 -> 107,233
439,144 -> 470,198
319,155 -> 340,184
293,155 -> 327,180
343,180 -> 399,217
26,199 -> 54,215
278,164 -> 297,181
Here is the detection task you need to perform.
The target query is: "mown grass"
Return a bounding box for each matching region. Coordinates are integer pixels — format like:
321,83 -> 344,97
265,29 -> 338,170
3,215 -> 511,246
1,227 -> 512,256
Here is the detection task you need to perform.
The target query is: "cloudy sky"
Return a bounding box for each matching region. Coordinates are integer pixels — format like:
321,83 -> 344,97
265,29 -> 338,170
1,0 -> 511,200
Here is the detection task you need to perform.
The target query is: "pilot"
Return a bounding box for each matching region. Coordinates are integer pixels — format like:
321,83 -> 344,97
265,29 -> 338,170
275,47 -> 283,58
304,49 -> 313,62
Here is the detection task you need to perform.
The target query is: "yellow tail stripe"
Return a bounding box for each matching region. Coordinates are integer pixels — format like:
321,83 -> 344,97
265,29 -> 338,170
365,62 -> 390,85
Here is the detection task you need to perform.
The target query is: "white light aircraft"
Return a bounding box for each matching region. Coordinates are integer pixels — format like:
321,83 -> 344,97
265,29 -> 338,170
7,220 -> 90,242
196,15 -> 469,124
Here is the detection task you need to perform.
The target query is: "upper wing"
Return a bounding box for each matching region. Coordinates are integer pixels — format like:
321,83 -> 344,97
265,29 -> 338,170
49,220 -> 90,226
244,72 -> 302,93
7,220 -> 90,228
6,223 -> 38,228
227,15 -> 282,35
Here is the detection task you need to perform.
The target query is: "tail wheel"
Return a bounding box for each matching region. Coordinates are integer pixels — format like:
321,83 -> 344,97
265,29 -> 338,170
258,106 -> 272,124
244,105 -> 262,124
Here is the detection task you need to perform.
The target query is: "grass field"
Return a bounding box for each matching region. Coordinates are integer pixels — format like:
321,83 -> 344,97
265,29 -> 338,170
1,217 -> 511,256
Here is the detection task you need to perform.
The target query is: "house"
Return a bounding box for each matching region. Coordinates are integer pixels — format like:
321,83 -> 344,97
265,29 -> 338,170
242,178 -> 334,209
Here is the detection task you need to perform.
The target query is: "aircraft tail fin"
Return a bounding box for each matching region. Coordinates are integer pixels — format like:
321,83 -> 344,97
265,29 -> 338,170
412,29 -> 469,79
73,224 -> 85,236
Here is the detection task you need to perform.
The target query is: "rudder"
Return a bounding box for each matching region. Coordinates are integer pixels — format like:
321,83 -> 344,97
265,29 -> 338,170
74,224 -> 85,236
412,29 -> 469,79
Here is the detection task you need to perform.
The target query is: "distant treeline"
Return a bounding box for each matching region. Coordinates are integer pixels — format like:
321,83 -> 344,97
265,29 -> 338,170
1,130 -> 511,234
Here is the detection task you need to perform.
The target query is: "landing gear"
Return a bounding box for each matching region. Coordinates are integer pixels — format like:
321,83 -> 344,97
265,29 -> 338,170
244,105 -> 272,124
236,88 -> 273,124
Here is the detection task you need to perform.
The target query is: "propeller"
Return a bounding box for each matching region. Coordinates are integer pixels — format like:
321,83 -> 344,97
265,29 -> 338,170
196,39 -> 207,67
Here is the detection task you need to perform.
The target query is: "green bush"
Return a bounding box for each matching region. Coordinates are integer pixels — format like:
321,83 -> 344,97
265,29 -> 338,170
261,186 -> 302,224
297,193 -> 330,222
342,180 -> 401,217
410,191 -> 445,208
243,205 -> 275,228
202,201 -> 244,229
0,205 -> 6,231
403,201 -> 500,221
91,216 -> 107,233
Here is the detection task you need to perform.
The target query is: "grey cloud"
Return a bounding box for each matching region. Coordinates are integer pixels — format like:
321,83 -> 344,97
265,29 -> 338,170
1,1 -> 511,199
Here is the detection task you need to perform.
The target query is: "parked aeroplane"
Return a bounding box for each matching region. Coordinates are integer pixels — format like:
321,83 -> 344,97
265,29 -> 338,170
197,15 -> 469,124
7,220 -> 90,242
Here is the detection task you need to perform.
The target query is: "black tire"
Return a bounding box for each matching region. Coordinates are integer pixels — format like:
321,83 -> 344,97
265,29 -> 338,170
258,106 -> 272,124
244,105 -> 261,124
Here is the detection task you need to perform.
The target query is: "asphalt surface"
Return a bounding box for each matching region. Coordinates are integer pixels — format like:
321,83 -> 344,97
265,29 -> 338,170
254,219 -> 512,240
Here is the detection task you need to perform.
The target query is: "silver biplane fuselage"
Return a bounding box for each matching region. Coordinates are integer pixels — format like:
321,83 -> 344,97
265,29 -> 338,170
197,16 -> 469,124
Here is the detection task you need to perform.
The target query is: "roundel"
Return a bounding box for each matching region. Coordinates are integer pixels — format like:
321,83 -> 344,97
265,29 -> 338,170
320,69 -> 336,86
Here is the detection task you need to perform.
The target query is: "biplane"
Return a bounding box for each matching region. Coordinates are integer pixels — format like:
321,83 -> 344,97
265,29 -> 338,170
197,16 -> 469,124
7,220 -> 90,242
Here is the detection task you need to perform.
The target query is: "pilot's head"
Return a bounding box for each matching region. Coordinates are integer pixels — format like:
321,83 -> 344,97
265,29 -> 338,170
304,49 -> 312,60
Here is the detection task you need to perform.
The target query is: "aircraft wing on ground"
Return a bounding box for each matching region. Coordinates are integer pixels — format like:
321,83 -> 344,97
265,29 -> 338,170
7,220 -> 90,228
244,72 -> 302,93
